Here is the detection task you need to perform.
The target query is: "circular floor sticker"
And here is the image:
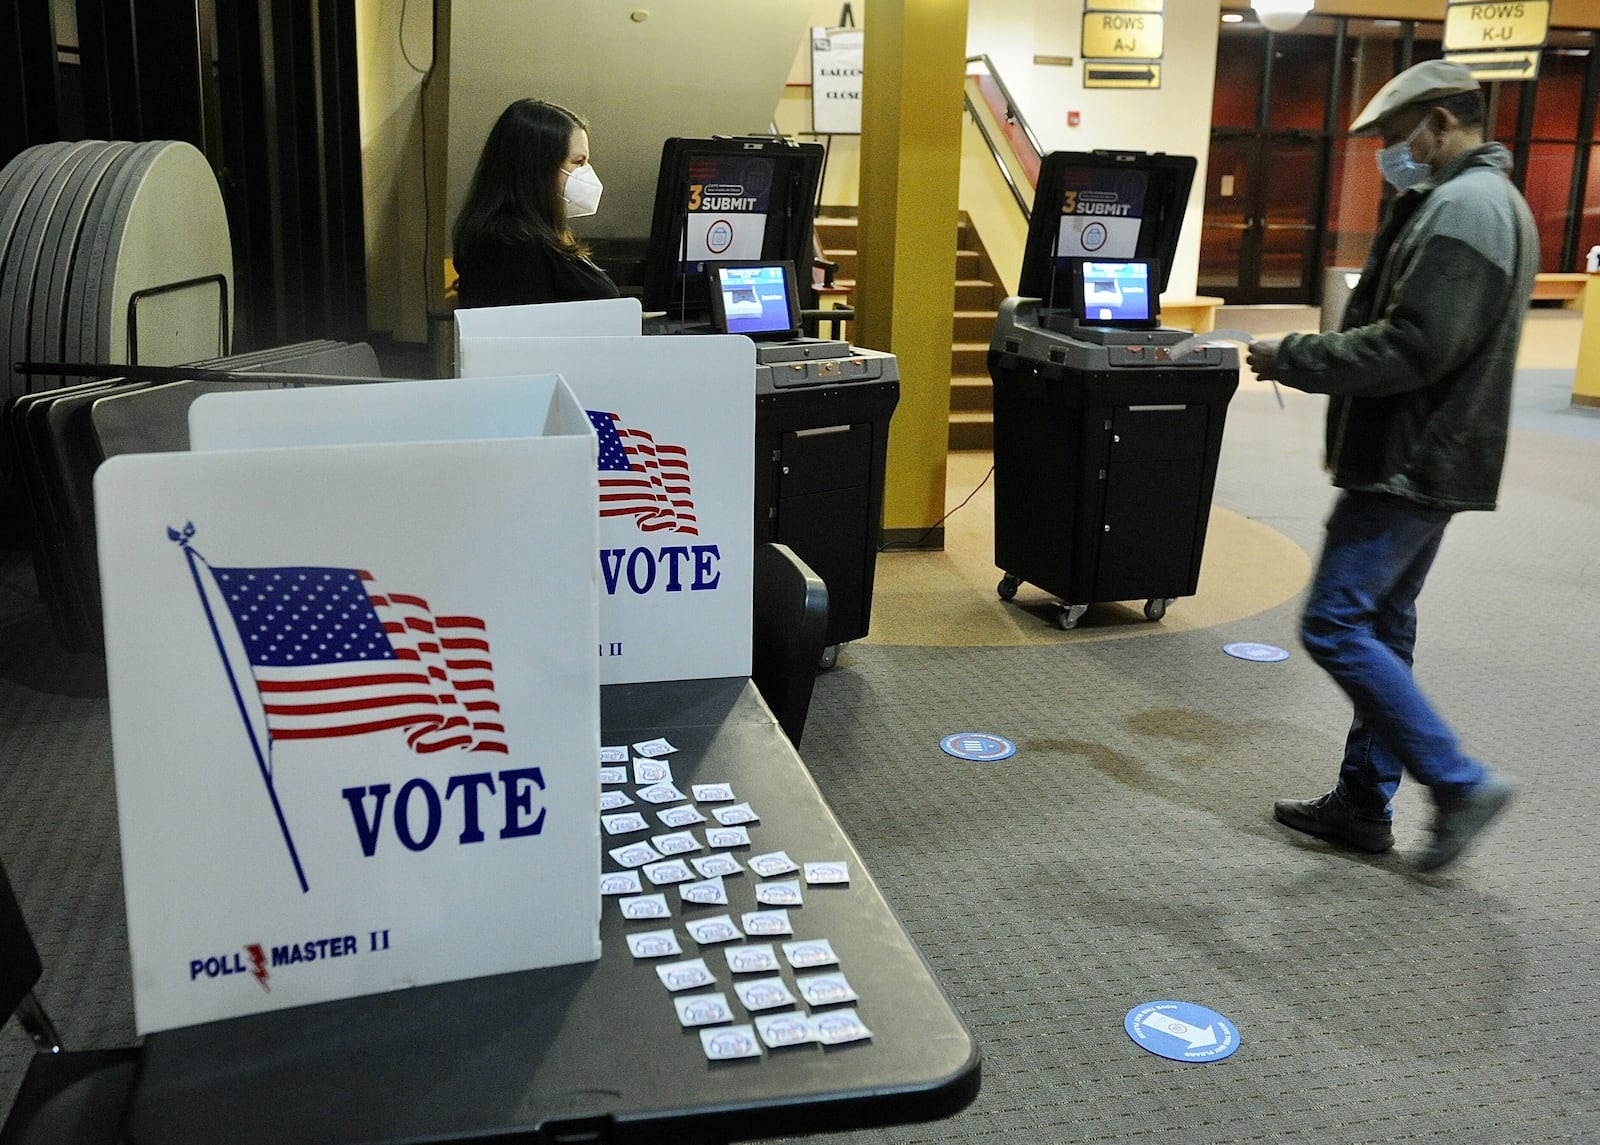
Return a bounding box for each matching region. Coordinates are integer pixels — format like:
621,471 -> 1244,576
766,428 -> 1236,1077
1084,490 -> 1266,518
1124,1000 -> 1240,1062
1224,642 -> 1289,662
939,733 -> 1016,762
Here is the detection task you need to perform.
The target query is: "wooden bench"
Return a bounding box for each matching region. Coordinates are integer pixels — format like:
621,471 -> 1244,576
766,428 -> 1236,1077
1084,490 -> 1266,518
1532,272 -> 1590,308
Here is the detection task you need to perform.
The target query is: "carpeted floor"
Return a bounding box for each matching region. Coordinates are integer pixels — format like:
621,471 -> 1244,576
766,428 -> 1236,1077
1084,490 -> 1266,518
759,309 -> 1600,1143
3,309 -> 1598,1141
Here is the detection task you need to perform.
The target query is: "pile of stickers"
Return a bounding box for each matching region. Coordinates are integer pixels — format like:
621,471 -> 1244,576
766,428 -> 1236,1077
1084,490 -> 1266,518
601,737 -> 872,1061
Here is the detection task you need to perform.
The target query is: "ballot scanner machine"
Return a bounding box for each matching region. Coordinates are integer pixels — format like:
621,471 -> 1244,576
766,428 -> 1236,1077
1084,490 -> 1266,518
640,138 -> 900,661
988,150 -> 1238,630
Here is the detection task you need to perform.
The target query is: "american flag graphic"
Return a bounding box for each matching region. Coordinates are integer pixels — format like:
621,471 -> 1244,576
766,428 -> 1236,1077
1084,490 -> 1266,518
587,410 -> 697,535
209,564 -> 507,754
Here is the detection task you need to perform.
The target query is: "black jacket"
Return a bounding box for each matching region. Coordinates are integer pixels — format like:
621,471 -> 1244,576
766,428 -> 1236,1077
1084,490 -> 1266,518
454,234 -> 620,309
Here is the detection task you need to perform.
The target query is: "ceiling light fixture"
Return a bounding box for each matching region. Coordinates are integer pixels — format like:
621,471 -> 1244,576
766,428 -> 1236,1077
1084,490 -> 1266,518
1253,0 -> 1315,33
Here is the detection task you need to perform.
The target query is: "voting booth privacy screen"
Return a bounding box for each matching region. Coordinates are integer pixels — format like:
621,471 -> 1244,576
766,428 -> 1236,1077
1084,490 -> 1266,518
455,319 -> 757,685
98,375 -> 603,1033
641,137 -> 823,319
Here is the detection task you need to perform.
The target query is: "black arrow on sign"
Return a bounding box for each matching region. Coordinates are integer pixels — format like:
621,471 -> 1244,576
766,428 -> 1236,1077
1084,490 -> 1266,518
1467,57 -> 1535,73
1087,66 -> 1156,82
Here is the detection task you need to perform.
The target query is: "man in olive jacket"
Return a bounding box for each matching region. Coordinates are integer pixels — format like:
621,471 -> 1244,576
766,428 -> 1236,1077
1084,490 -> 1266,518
1247,59 -> 1536,872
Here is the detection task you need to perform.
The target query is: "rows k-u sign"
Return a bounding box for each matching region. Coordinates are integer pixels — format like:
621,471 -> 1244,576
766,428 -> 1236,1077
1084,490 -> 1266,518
1443,1 -> 1550,52
103,377 -> 602,1032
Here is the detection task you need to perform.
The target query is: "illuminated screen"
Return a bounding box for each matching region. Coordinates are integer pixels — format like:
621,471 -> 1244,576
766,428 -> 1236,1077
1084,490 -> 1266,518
709,263 -> 798,337
1077,260 -> 1154,324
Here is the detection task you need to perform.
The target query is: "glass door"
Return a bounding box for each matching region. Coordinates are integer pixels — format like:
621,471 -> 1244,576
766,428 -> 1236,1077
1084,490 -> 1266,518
1200,136 -> 1323,304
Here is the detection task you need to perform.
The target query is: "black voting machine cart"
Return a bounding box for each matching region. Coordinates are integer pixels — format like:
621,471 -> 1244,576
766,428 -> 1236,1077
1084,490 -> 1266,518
988,151 -> 1238,630
640,137 -> 898,662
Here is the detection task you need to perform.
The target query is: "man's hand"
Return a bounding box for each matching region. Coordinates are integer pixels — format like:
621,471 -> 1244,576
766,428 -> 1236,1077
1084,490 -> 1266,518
1246,337 -> 1283,381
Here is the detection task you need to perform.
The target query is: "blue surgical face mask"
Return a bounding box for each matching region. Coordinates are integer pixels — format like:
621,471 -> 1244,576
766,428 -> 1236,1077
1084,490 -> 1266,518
1375,117 -> 1433,191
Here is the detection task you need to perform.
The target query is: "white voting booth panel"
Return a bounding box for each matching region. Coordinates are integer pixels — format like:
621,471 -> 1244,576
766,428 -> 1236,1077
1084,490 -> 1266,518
98,375 -> 601,1034
452,297 -> 642,345
455,332 -> 756,685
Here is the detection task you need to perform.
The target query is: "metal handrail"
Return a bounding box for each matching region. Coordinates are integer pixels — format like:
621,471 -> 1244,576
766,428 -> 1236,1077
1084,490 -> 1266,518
963,54 -> 1039,222
964,91 -> 1032,222
965,54 -> 1045,160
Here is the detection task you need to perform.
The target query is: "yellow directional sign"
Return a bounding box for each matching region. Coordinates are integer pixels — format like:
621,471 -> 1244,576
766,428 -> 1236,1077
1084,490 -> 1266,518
1083,62 -> 1162,90
1086,0 -> 1164,11
1443,1 -> 1550,52
1082,12 -> 1165,61
1445,48 -> 1542,81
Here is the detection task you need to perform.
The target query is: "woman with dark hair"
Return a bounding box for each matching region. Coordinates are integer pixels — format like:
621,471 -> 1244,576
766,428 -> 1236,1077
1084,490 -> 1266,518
451,99 -> 620,308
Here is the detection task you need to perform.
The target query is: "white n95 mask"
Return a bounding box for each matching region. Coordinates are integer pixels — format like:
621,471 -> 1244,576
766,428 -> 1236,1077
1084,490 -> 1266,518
562,164 -> 603,218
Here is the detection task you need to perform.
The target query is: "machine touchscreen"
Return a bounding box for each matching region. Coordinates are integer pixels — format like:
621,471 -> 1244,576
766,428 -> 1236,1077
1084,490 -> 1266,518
706,261 -> 802,339
1071,259 -> 1160,329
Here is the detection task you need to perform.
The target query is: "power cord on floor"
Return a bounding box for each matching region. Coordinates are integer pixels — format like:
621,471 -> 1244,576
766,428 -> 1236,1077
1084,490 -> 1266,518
879,465 -> 995,551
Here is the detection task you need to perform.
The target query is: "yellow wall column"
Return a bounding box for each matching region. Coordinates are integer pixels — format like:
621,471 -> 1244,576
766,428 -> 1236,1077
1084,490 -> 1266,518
1575,278 -> 1600,408
854,0 -> 970,543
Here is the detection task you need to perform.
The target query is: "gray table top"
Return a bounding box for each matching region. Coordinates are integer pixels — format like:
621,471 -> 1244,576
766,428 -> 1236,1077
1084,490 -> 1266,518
128,676 -> 979,1145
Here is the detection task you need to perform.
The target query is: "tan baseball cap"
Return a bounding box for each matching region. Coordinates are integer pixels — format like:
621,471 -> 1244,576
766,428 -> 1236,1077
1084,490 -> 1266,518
1350,59 -> 1480,135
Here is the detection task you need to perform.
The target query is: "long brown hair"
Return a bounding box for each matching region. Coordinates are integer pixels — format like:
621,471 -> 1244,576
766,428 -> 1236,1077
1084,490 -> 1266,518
452,99 -> 589,258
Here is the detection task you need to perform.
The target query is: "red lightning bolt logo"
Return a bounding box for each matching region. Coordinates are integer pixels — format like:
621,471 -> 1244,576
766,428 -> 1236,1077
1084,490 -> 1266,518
244,944 -> 270,992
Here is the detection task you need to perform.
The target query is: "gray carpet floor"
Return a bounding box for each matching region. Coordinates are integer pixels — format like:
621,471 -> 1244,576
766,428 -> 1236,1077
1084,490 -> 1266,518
4,363 -> 1599,1141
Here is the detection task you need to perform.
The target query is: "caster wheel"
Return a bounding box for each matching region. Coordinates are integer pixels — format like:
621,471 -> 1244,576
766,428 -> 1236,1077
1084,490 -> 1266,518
997,574 -> 1021,601
818,644 -> 841,670
1056,603 -> 1087,631
1144,598 -> 1172,622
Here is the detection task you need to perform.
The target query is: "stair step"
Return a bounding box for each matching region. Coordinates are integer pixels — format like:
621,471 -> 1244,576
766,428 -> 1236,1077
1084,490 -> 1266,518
948,410 -> 994,452
955,279 -> 1000,309
950,375 -> 993,412
953,309 -> 999,342
814,216 -> 858,244
951,342 -> 990,374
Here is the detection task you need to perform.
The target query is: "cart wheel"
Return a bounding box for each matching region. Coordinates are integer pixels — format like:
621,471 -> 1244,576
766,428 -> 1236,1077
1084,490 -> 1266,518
1056,603 -> 1088,631
1144,598 -> 1172,622
818,644 -> 841,670
997,574 -> 1021,601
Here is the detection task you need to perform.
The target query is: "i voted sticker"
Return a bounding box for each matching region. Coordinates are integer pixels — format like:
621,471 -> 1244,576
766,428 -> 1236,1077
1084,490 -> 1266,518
656,957 -> 715,992
1223,642 -> 1289,663
1124,1000 -> 1240,1063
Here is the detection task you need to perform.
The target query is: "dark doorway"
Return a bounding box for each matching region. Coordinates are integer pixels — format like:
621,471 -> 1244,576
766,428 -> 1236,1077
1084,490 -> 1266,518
1199,135 -> 1323,303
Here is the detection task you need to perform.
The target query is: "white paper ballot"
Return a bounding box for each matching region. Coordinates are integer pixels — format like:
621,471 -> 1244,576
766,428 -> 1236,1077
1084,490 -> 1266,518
1166,328 -> 1255,361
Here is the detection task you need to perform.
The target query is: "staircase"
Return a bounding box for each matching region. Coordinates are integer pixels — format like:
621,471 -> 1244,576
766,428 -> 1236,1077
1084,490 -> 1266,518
813,213 -> 1007,451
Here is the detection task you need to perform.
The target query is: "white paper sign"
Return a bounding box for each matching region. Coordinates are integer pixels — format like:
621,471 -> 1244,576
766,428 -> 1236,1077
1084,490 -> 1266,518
455,335 -> 756,684
97,377 -> 601,1032
811,26 -> 864,135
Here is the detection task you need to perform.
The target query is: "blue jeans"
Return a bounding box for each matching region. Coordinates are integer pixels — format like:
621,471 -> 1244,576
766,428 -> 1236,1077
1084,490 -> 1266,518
1300,491 -> 1489,820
